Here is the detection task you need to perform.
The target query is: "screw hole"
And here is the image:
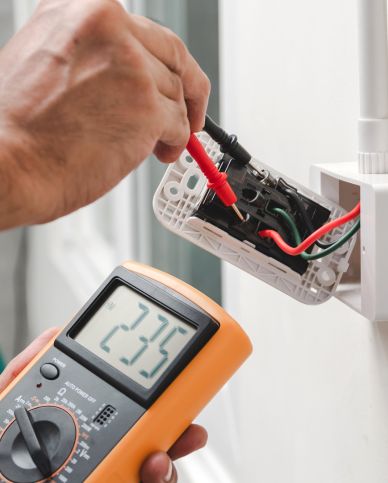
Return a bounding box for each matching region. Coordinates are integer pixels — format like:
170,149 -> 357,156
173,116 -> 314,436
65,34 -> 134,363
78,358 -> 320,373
187,174 -> 199,190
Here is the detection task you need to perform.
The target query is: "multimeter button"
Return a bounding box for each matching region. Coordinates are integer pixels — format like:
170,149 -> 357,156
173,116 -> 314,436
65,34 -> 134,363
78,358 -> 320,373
40,363 -> 59,380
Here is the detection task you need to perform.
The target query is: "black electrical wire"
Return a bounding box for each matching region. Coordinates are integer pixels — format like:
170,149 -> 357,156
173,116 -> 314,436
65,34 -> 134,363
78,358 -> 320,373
278,178 -> 334,249
204,115 -> 252,166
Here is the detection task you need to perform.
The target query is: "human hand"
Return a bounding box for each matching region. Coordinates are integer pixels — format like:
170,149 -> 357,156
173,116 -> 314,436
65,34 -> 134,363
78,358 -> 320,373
0,328 -> 208,483
0,327 -> 60,392
0,0 -> 210,229
140,424 -> 207,483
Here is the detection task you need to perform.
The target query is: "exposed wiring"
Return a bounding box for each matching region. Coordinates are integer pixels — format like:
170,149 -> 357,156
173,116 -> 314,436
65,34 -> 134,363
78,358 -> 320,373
202,116 -> 360,258
278,178 -> 334,249
302,220 -> 360,260
271,207 -> 360,260
258,202 -> 360,255
270,207 -> 304,251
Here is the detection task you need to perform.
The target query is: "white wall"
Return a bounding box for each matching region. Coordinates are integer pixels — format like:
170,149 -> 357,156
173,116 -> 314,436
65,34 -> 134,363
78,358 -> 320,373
221,1 -> 388,482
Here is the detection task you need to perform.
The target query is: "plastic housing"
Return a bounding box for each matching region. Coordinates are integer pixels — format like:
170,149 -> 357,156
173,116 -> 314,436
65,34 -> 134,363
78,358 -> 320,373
311,161 -> 388,321
153,133 -> 358,305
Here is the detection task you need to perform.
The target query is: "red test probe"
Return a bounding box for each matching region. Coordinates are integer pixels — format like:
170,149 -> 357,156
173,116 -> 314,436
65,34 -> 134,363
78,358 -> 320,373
186,133 -> 244,221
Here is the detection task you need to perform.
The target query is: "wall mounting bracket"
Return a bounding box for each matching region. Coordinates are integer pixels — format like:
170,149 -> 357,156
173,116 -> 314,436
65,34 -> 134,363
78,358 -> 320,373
311,162 -> 388,321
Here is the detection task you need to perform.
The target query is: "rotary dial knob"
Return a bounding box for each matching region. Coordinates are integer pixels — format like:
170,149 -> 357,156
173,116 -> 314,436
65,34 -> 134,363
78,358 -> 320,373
0,405 -> 77,483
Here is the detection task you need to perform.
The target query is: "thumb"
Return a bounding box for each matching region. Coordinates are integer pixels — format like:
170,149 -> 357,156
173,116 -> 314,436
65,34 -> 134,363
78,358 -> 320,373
140,452 -> 177,483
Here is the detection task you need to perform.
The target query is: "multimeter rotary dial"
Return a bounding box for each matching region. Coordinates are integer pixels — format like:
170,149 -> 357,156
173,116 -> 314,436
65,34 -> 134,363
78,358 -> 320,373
0,405 -> 77,483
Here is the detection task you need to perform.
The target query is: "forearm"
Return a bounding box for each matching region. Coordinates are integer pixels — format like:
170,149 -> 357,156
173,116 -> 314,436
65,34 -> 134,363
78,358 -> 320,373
0,131 -> 32,230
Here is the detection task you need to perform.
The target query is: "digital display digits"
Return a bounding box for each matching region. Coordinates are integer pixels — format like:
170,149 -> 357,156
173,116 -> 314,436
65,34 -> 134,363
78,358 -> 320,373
74,285 -> 196,389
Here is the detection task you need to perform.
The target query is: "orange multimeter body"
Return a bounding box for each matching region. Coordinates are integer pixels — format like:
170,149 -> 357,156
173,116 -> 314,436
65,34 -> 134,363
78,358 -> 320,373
0,261 -> 252,483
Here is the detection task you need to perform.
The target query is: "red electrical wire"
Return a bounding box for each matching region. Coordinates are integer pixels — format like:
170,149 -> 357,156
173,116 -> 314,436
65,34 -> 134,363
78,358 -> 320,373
258,202 -> 360,256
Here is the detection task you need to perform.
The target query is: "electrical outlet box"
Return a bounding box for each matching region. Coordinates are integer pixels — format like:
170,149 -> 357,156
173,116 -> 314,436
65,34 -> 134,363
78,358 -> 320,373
153,134 -> 358,306
311,162 -> 388,321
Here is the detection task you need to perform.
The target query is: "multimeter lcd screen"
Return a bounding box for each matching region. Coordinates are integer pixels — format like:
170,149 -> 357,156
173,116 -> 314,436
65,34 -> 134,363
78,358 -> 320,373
74,285 -> 197,389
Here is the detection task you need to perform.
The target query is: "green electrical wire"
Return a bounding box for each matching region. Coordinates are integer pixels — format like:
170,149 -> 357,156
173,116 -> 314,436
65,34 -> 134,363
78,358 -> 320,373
271,207 -> 360,261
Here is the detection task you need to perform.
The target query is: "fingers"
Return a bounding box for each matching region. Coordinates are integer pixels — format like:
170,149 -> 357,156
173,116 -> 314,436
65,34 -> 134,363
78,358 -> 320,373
127,14 -> 211,132
0,327 -> 60,392
135,43 -> 190,162
140,425 -> 207,482
143,49 -> 184,103
153,141 -> 187,164
155,94 -> 190,163
140,452 -> 177,483
168,424 -> 208,461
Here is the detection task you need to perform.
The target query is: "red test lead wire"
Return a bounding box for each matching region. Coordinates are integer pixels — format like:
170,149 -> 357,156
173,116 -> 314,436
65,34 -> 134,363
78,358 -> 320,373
186,133 -> 235,205
186,133 -> 244,221
258,202 -> 361,256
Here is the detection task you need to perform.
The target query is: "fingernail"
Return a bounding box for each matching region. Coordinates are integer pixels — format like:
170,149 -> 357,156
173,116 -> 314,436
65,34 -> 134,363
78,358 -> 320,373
163,459 -> 173,482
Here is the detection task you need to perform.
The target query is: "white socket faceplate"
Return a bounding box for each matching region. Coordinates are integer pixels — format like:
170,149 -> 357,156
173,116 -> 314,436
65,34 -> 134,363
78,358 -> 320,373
153,133 -> 358,306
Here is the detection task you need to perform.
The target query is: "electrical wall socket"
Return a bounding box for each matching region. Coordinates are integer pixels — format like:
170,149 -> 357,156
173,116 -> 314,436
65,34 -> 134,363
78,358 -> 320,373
153,133 -> 358,307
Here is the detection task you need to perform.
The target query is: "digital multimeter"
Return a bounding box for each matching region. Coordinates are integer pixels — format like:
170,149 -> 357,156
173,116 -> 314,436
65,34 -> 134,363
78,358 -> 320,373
0,261 -> 252,483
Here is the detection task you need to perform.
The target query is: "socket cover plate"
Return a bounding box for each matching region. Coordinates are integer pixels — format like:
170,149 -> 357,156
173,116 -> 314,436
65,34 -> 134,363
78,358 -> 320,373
153,133 -> 358,305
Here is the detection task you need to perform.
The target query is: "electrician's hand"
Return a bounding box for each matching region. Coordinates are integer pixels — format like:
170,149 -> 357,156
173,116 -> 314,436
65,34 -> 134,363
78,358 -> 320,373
0,328 -> 61,391
0,328 -> 208,483
140,425 -> 208,483
0,0 -> 210,230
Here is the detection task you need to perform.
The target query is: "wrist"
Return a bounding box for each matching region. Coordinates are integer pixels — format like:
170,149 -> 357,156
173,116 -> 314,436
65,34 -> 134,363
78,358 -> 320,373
0,126 -> 33,229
